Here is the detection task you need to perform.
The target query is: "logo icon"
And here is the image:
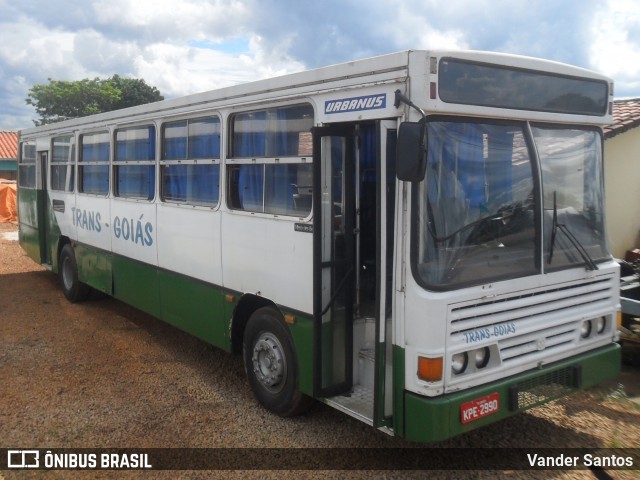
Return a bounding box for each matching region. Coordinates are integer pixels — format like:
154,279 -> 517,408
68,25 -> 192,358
8,450 -> 40,468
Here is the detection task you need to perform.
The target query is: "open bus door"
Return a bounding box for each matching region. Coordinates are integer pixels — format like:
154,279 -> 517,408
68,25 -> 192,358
313,121 -> 396,430
313,125 -> 356,398
37,150 -> 51,265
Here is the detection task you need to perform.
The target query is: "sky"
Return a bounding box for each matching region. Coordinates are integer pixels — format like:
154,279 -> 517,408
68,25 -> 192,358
1,0 -> 640,130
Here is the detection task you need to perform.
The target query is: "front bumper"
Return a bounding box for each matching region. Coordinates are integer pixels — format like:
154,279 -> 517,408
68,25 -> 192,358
402,343 -> 620,443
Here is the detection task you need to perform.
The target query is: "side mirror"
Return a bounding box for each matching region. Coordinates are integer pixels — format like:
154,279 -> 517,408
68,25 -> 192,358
396,121 -> 427,182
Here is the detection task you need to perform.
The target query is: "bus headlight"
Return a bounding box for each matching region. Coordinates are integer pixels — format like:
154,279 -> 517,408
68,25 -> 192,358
580,320 -> 592,338
473,347 -> 490,369
596,317 -> 606,334
451,352 -> 468,375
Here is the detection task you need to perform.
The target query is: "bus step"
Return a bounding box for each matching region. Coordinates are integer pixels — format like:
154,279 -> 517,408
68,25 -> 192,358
358,348 -> 375,389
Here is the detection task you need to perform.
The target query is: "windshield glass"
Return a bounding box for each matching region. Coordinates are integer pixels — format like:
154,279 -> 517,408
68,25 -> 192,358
414,120 -> 538,289
413,120 -> 610,290
533,126 -> 609,270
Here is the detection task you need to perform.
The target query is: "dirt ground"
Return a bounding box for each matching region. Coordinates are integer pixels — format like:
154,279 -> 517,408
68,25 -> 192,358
1,222 -> 639,479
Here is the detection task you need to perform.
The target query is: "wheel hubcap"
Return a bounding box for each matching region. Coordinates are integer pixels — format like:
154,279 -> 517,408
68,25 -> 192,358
61,257 -> 73,291
252,333 -> 287,393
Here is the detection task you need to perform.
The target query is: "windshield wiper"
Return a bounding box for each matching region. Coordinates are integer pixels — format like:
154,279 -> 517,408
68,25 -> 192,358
427,203 -> 519,244
548,191 -> 598,271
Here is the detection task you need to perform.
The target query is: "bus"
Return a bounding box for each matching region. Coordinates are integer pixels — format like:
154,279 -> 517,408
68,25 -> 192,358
17,50 -> 620,442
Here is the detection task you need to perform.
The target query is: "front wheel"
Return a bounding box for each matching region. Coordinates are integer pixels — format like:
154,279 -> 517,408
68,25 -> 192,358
243,307 -> 311,417
59,244 -> 90,303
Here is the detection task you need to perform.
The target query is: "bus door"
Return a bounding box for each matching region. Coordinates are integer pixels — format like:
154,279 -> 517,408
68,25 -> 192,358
312,121 -> 396,428
377,120 -> 396,426
313,125 -> 356,397
38,150 -> 51,265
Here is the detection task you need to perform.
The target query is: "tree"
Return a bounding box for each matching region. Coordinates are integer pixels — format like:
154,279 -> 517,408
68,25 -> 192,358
109,75 -> 163,110
26,75 -> 164,126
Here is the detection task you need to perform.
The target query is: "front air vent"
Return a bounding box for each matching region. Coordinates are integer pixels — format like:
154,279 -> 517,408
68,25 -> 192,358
449,277 -> 615,364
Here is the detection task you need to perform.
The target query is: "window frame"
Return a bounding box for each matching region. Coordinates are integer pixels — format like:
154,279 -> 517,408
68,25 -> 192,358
50,134 -> 76,192
229,103 -> 314,159
160,114 -> 222,208
227,103 -> 314,218
226,158 -> 313,217
114,124 -> 156,201
532,123 -> 610,273
410,115 -> 542,291
438,57 -> 609,116
78,130 -> 110,196
18,141 -> 37,189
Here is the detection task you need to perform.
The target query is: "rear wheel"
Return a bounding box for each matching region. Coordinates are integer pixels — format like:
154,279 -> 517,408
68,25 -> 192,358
59,244 -> 90,303
243,307 -> 311,416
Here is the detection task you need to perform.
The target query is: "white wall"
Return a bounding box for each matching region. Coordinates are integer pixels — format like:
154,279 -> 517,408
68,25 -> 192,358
604,129 -> 640,259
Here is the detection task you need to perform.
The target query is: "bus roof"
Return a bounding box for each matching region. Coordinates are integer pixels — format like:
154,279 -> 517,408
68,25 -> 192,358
20,49 -> 613,136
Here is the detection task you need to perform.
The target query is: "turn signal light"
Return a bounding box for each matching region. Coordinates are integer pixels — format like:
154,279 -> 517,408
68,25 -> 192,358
418,356 -> 443,382
430,82 -> 437,100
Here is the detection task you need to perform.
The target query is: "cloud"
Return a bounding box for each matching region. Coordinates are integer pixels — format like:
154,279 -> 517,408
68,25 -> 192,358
1,0 -> 639,129
589,0 -> 640,96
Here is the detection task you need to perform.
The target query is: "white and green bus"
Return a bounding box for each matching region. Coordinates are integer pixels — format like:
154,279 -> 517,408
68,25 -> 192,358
18,50 -> 620,442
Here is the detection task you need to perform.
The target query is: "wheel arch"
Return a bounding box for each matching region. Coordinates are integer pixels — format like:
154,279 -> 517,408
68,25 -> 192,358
230,293 -> 281,355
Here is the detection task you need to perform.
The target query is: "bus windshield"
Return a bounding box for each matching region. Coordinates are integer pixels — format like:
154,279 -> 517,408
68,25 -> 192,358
413,119 -> 609,290
534,126 -> 609,271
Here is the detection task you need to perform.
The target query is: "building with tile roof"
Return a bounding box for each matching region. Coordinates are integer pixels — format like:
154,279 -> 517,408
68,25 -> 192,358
604,98 -> 640,258
605,98 -> 640,140
0,131 -> 18,181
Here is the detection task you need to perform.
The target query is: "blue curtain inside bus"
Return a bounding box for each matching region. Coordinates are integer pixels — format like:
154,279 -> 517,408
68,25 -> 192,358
163,121 -> 188,160
265,164 -> 312,215
230,164 -> 312,215
235,165 -> 264,211
162,164 -> 219,205
81,136 -> 109,195
188,118 -> 220,159
234,111 -> 267,157
162,118 -> 221,205
232,106 -> 313,157
420,120 -> 536,287
230,105 -> 313,215
116,127 -> 155,199
81,165 -> 109,195
426,122 -> 514,222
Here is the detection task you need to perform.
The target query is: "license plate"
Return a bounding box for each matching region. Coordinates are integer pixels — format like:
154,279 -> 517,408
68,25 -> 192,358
460,392 -> 500,424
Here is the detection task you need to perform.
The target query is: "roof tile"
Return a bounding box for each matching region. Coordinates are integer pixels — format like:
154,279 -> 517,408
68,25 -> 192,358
0,131 -> 18,159
605,98 -> 640,139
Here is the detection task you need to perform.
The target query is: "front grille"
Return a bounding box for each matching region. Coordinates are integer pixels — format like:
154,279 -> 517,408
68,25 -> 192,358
449,276 -> 615,364
508,365 -> 581,411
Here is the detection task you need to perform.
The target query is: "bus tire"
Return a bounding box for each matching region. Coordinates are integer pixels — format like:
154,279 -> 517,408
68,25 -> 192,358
243,307 -> 310,417
59,244 -> 90,303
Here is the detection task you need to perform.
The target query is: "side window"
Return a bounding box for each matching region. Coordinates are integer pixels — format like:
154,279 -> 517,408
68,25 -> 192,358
161,116 -> 220,206
228,163 -> 312,216
51,135 -> 75,192
79,131 -> 109,195
228,104 -> 313,217
18,142 -> 36,188
231,104 -> 313,157
115,126 -> 156,200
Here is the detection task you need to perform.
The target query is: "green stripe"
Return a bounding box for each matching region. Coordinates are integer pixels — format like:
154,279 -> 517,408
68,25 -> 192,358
109,255 -> 229,349
18,188 -> 45,263
76,245 -> 112,294
286,314 -> 314,396
72,245 -> 316,381
393,345 -> 405,437
158,268 -> 230,350
112,255 -> 161,317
